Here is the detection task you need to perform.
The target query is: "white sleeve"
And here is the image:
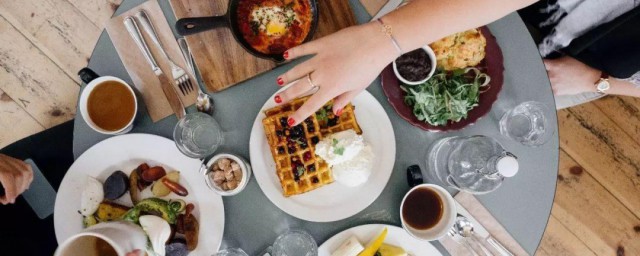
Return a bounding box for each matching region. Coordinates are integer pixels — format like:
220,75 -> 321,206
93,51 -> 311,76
620,70 -> 640,88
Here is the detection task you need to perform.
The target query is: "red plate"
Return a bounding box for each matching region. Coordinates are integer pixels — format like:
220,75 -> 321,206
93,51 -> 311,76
381,27 -> 504,132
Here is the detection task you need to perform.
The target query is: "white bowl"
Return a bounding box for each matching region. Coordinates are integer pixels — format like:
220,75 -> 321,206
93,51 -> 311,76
392,46 -> 437,86
399,184 -> 457,241
203,153 -> 252,196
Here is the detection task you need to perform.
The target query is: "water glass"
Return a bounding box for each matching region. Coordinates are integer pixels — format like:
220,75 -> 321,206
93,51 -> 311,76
215,248 -> 249,256
173,112 -> 224,158
499,101 -> 554,146
270,229 -> 318,256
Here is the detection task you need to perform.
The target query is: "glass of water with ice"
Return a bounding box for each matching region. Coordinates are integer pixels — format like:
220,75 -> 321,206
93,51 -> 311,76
499,101 -> 554,146
268,229 -> 318,256
173,112 -> 224,158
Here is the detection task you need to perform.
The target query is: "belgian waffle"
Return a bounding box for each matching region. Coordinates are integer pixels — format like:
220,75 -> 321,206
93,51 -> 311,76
262,96 -> 362,196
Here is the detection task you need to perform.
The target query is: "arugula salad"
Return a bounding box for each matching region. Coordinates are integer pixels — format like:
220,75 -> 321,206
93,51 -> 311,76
401,67 -> 490,126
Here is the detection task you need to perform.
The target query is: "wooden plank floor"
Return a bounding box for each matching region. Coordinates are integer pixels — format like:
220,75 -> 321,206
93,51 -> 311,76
0,1 -> 638,255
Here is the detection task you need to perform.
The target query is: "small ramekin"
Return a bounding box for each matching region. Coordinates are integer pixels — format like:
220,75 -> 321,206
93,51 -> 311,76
203,153 -> 252,196
392,45 -> 437,86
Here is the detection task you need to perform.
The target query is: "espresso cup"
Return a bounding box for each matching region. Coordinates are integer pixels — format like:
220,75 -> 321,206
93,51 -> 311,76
78,68 -> 137,135
400,184 -> 456,241
54,221 -> 147,256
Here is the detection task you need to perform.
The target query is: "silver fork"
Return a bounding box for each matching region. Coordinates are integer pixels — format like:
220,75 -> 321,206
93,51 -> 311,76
135,10 -> 194,95
449,228 -> 481,256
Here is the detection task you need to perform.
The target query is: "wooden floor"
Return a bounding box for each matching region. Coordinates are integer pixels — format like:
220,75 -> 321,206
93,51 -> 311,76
0,1 -> 638,255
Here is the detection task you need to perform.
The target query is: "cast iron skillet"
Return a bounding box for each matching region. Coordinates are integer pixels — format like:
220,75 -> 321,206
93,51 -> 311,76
175,0 -> 319,62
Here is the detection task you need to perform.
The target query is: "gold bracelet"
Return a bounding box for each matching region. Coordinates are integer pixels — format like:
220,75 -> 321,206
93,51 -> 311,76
377,18 -> 403,56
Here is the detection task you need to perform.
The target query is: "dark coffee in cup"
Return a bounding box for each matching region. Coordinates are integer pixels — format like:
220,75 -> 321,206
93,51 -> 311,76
401,187 -> 444,230
399,184 -> 456,241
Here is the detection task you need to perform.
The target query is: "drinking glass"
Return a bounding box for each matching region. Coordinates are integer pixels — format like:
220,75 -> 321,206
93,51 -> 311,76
266,229 -> 318,256
215,248 -> 249,256
499,101 -> 554,146
173,112 -> 224,158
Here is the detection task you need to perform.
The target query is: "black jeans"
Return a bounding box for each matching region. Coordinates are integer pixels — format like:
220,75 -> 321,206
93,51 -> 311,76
0,120 -> 74,255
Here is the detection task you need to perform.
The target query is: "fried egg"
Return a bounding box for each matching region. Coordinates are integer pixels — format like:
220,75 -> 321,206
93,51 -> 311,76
251,6 -> 296,37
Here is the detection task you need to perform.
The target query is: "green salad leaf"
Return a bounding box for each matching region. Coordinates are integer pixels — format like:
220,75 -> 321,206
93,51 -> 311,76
401,67 -> 490,126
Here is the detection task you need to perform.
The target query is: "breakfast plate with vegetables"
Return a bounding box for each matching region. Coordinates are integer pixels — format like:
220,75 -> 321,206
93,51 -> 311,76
250,87 -> 396,222
54,134 -> 224,255
382,27 -> 504,131
319,224 -> 442,256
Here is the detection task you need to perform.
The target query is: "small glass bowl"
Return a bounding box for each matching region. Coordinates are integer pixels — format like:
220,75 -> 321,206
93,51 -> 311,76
203,153 -> 252,196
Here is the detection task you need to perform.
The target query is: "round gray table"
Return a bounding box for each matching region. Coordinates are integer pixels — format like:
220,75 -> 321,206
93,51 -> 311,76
73,0 -> 559,254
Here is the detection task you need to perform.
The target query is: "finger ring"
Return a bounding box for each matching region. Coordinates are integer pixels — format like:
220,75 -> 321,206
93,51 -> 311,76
307,73 -> 319,91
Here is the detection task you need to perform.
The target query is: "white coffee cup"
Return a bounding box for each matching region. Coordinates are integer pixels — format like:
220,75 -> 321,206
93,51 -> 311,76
400,184 -> 457,241
79,74 -> 137,135
54,221 -> 147,256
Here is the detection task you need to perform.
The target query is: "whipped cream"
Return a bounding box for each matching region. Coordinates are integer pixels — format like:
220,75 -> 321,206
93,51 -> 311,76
333,145 -> 374,187
315,129 -> 374,187
315,130 -> 365,166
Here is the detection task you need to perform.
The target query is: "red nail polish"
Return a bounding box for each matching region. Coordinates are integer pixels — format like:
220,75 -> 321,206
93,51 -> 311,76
283,51 -> 289,59
287,118 -> 295,127
336,109 -> 343,116
274,95 -> 282,104
277,77 -> 284,85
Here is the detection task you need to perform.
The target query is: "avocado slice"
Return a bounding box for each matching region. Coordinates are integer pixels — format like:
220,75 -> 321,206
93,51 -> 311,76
121,198 -> 178,224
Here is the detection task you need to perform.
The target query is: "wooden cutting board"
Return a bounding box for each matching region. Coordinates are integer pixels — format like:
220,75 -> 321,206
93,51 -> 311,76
169,0 -> 357,92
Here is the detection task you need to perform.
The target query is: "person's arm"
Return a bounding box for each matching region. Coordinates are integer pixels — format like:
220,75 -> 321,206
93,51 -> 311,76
544,56 -> 640,97
602,79 -> 640,97
383,0 -> 535,55
0,154 -> 33,205
276,0 -> 537,126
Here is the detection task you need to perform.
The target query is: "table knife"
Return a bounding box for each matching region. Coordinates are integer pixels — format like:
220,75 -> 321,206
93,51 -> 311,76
124,16 -> 186,119
371,0 -> 404,20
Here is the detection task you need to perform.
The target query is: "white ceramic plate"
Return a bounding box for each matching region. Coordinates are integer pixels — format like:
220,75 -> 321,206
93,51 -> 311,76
318,224 -> 443,256
249,88 -> 396,222
54,134 -> 224,255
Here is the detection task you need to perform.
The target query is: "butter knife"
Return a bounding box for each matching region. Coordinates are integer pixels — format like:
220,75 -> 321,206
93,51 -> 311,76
371,0 -> 404,20
124,16 -> 186,119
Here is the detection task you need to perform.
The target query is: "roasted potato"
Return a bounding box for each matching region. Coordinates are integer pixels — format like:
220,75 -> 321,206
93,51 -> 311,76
152,171 -> 180,197
104,171 -> 129,200
95,201 -> 131,222
129,169 -> 141,204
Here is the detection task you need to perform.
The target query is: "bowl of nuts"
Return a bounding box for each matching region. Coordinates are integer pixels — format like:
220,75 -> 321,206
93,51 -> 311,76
203,153 -> 252,196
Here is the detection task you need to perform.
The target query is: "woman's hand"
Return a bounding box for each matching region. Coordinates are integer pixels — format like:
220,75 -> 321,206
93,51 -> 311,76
544,56 -> 601,96
274,22 -> 398,126
0,154 -> 33,205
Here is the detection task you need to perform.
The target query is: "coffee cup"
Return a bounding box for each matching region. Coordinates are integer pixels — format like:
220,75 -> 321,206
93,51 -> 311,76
78,68 -> 137,135
54,221 -> 147,256
400,184 -> 456,241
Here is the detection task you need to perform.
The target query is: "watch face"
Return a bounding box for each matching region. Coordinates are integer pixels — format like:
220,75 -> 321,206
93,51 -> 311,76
597,80 -> 610,91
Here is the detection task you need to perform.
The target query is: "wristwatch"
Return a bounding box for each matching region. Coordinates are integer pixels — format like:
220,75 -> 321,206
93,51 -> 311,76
595,72 -> 610,93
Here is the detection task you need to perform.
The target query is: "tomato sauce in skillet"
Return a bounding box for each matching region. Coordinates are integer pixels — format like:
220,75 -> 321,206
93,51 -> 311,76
237,0 -> 313,55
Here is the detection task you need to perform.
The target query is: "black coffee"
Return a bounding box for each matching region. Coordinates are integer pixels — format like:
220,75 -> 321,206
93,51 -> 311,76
402,187 -> 443,230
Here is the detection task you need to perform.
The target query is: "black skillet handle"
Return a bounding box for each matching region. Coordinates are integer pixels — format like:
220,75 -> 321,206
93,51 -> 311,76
407,165 -> 424,188
176,16 -> 228,36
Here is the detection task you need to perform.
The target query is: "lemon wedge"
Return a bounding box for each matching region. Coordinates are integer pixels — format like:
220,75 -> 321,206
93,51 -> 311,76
358,227 -> 388,256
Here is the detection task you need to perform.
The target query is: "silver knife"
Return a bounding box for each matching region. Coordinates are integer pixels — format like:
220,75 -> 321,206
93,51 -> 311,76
124,16 -> 186,119
371,0 -> 404,20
